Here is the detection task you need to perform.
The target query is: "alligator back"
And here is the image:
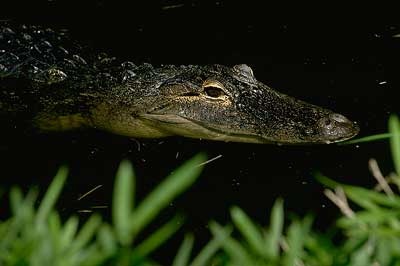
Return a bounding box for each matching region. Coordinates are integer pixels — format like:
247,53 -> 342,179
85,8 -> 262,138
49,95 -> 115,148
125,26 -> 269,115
0,23 -> 124,130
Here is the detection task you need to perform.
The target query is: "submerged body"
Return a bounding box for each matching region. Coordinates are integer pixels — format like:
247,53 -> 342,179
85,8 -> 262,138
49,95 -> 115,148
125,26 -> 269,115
0,24 -> 359,144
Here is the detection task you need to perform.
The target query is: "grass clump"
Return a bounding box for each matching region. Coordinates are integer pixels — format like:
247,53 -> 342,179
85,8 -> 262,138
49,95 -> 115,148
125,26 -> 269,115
2,115 -> 400,265
0,154 -> 207,265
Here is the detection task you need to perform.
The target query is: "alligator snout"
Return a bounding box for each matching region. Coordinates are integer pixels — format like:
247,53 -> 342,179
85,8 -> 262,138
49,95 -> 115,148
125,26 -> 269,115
318,113 -> 359,143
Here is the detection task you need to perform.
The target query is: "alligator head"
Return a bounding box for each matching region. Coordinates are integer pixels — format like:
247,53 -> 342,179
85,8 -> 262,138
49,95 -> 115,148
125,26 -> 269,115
95,64 -> 359,144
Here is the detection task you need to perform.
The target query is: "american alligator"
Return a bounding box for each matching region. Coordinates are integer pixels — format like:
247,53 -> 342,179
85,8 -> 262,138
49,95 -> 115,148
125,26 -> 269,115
0,23 -> 359,144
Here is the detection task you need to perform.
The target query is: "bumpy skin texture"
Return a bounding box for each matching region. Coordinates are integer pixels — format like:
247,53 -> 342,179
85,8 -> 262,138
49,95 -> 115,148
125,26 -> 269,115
0,23 -> 359,144
0,24 -> 119,123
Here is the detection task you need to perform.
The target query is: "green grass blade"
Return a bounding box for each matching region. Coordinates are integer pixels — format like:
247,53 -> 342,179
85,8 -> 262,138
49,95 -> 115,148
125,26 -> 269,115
130,153 -> 206,239
97,224 -> 117,256
283,221 -> 305,266
190,227 -> 229,266
173,234 -> 194,266
337,209 -> 400,229
314,172 -> 342,188
316,171 -> 400,209
389,115 -> 400,176
375,238 -> 393,266
209,221 -> 252,265
134,215 -> 184,260
349,240 -> 373,266
0,188 -> 37,255
9,187 -> 23,215
70,214 -> 102,254
49,211 -> 62,249
112,159 -> 135,246
10,187 -> 37,219
60,215 -> 79,251
190,241 -> 219,266
36,166 -> 68,225
230,206 -> 265,257
344,186 -> 400,209
265,198 -> 284,259
339,133 -> 391,145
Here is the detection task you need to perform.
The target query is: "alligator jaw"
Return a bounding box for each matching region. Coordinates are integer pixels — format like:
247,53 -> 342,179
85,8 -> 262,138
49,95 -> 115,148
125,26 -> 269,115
140,113 -> 271,143
140,111 -> 360,145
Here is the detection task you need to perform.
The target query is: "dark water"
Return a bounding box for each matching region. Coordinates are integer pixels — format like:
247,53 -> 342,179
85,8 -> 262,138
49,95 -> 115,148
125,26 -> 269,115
1,1 -> 399,262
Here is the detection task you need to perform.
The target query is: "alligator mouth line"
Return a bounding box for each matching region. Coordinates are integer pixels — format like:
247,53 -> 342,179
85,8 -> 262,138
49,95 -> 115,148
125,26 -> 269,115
185,118 -> 271,143
142,113 -> 358,144
141,113 -> 269,143
187,117 -> 361,144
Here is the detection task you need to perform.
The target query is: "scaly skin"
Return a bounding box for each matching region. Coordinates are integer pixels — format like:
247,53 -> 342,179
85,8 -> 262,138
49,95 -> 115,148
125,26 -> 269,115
0,23 -> 359,144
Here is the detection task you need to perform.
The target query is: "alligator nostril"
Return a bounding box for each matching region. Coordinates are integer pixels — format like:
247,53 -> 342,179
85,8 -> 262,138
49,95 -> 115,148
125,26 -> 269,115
329,113 -> 350,123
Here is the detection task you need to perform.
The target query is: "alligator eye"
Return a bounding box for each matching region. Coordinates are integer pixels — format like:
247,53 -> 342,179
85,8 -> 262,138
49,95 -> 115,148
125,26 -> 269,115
203,80 -> 226,98
204,86 -> 225,98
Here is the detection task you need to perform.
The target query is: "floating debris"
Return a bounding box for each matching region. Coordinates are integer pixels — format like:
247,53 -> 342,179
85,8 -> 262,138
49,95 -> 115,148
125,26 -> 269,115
196,154 -> 223,167
77,184 -> 103,201
91,205 -> 108,209
161,3 -> 184,10
77,209 -> 93,213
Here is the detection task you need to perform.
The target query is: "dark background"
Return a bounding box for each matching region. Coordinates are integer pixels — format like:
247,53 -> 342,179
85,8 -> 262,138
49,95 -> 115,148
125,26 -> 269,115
1,0 -> 399,263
